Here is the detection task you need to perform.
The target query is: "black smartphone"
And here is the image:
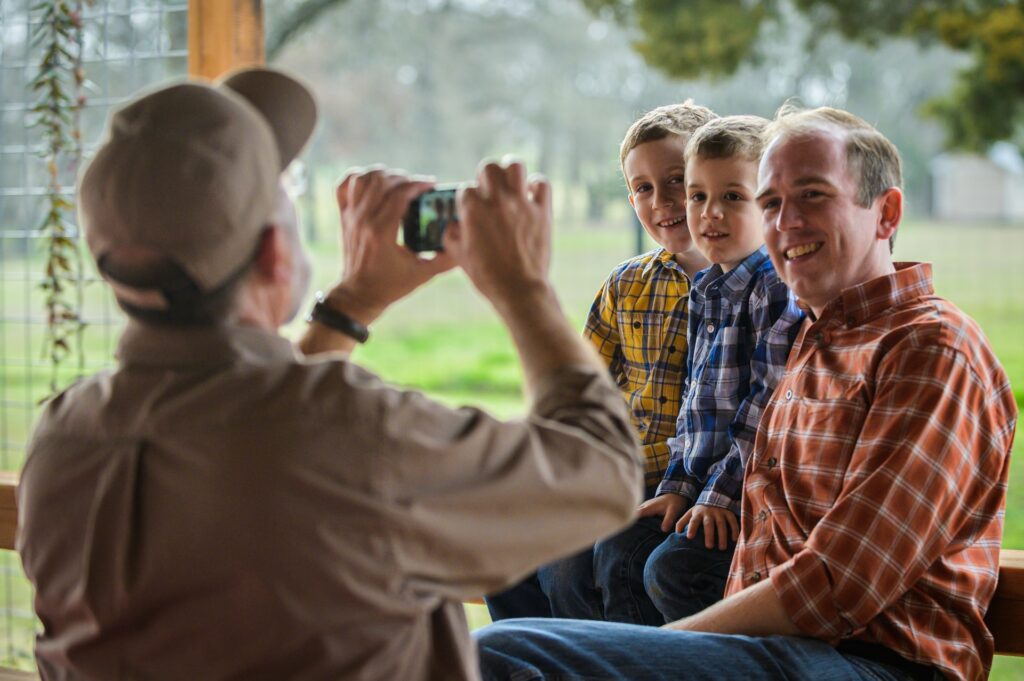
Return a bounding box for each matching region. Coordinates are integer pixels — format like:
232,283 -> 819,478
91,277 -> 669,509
402,185 -> 459,252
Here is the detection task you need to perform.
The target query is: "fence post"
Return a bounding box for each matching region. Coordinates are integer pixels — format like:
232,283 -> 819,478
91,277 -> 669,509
188,0 -> 265,79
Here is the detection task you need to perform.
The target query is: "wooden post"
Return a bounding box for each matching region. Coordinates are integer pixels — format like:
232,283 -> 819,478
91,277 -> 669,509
188,0 -> 265,80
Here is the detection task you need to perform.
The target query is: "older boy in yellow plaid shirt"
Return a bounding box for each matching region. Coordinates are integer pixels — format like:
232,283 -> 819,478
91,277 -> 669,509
486,101 -> 716,624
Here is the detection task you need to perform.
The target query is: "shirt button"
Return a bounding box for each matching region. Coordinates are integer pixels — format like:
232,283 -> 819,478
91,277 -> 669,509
785,390 -> 793,400
659,395 -> 667,404
751,571 -> 762,582
846,316 -> 856,327
706,323 -> 715,334
814,331 -> 825,343
767,456 -> 777,468
668,346 -> 676,354
633,321 -> 642,329
758,510 -> 768,521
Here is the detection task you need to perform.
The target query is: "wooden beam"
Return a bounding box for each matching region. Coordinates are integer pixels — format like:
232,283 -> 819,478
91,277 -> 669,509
0,472 -> 16,551
985,549 -> 1024,656
188,0 -> 265,80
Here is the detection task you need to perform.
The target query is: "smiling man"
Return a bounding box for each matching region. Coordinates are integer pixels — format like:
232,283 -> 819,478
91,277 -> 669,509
476,106 -> 1018,681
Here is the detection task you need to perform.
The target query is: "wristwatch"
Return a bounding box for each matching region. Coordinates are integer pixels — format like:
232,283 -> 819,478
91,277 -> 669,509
306,291 -> 370,343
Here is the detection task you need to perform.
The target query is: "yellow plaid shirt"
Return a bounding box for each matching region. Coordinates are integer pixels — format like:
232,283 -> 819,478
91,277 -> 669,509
584,248 -> 691,489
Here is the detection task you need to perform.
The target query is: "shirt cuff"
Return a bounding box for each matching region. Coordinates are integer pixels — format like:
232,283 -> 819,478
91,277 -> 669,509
694,490 -> 740,515
656,478 -> 697,501
771,549 -> 851,642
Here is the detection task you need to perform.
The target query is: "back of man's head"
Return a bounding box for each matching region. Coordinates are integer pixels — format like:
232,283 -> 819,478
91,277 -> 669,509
79,68 -> 317,324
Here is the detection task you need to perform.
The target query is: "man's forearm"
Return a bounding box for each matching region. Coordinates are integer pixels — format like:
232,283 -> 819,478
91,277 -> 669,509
663,577 -> 802,637
491,281 -> 605,400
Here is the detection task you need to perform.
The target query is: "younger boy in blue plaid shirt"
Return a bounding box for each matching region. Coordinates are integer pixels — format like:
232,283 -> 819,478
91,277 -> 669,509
637,115 -> 804,620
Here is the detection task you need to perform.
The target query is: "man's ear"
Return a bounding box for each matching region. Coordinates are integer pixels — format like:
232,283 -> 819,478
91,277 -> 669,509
876,187 -> 902,243
252,225 -> 292,284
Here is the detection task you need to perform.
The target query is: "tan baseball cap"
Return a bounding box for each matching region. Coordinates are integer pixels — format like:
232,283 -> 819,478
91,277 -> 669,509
79,67 -> 317,296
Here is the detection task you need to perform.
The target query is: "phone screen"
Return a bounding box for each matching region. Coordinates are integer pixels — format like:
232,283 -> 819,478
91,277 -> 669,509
403,186 -> 458,252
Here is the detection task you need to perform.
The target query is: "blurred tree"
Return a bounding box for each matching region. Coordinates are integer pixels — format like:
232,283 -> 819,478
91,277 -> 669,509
583,0 -> 1024,152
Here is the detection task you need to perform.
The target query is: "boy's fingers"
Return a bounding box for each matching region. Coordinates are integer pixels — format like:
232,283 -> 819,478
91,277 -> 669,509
716,515 -> 728,550
502,158 -> 526,195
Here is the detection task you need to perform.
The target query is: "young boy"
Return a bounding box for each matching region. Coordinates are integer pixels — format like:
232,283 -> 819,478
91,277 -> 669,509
485,101 -> 717,626
637,115 -> 804,620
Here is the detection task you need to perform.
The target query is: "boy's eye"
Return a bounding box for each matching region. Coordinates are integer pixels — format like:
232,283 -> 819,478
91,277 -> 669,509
634,183 -> 652,194
725,191 -> 744,201
689,192 -> 706,202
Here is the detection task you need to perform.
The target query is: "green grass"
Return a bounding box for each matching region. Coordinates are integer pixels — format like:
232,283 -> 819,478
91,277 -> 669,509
0,219 -> 1021,674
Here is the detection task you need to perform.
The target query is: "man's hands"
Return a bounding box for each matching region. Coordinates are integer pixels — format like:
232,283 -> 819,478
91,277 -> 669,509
443,159 -> 552,307
327,168 -> 456,324
638,494 -> 738,550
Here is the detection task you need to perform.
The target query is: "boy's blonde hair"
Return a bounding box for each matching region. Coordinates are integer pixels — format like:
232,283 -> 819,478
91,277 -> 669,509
684,115 -> 770,164
619,100 -> 718,175
764,103 -> 902,250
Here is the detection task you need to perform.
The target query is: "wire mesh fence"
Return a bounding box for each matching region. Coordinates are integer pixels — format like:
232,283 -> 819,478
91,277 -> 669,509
0,0 -> 187,666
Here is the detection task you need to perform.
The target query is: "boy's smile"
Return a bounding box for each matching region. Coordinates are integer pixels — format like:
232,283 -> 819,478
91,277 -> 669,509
685,155 -> 762,272
623,135 -> 708,274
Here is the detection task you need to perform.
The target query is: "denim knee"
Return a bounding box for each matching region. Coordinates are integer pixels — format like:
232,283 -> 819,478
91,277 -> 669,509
643,528 -> 733,620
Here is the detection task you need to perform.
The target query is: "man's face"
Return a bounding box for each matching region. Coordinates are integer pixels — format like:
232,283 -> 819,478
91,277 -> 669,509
623,135 -> 702,262
685,155 -> 763,272
756,130 -> 896,316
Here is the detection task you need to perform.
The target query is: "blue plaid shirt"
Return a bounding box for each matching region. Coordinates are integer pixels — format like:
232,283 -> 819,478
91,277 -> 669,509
658,246 -> 803,514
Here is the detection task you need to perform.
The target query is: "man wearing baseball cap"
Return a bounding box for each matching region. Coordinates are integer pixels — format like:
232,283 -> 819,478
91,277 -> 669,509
16,68 -> 643,681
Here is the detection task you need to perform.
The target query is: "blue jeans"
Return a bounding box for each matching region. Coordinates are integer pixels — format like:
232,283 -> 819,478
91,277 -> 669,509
476,619 -> 918,681
485,516 -> 668,625
644,524 -> 736,621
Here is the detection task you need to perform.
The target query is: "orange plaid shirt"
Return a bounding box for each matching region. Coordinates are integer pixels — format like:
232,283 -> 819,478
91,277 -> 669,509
727,263 -> 1018,681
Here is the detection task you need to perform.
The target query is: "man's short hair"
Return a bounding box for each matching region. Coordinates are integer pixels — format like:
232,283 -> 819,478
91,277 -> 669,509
619,100 -> 718,175
765,104 -> 902,251
684,115 -> 770,164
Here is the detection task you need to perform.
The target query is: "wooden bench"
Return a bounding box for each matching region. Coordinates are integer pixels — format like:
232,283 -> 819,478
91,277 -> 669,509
0,473 -> 1019,676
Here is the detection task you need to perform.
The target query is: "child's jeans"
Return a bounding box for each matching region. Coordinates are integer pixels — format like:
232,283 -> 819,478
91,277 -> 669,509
485,514 -> 735,626
485,515 -> 667,625
643,524 -> 736,621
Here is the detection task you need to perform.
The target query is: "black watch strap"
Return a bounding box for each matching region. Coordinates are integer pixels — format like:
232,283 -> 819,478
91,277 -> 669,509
306,292 -> 370,343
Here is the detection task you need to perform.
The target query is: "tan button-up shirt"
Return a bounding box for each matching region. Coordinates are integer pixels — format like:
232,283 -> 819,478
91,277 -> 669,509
17,322 -> 642,681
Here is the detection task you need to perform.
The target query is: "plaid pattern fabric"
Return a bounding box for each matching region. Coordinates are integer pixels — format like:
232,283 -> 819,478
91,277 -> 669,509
727,263 -> 1018,681
584,248 -> 691,489
659,246 -> 803,513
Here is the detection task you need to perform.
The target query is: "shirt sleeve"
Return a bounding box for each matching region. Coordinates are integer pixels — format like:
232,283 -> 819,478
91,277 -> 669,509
769,340 -> 1015,640
370,363 -> 644,601
583,274 -> 625,386
697,280 -> 803,514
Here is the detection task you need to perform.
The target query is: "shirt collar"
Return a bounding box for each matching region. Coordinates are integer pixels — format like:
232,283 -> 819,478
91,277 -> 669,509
641,247 -> 682,278
812,262 -> 934,328
693,245 -> 771,304
116,321 -> 298,369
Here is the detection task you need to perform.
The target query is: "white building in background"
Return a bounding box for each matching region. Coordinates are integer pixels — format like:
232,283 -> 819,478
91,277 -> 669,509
931,142 -> 1024,222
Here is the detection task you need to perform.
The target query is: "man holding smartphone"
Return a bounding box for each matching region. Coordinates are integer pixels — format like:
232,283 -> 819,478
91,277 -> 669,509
16,68 -> 643,681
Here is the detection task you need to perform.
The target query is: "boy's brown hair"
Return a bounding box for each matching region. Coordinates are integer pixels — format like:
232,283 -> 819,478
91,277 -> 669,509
619,100 -> 718,176
684,115 -> 769,164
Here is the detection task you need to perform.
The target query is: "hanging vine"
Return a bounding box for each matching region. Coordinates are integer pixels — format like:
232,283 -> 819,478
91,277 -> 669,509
30,0 -> 89,397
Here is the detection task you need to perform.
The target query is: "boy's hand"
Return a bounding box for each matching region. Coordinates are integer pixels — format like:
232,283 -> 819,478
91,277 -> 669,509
677,504 -> 739,551
637,493 -> 688,532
